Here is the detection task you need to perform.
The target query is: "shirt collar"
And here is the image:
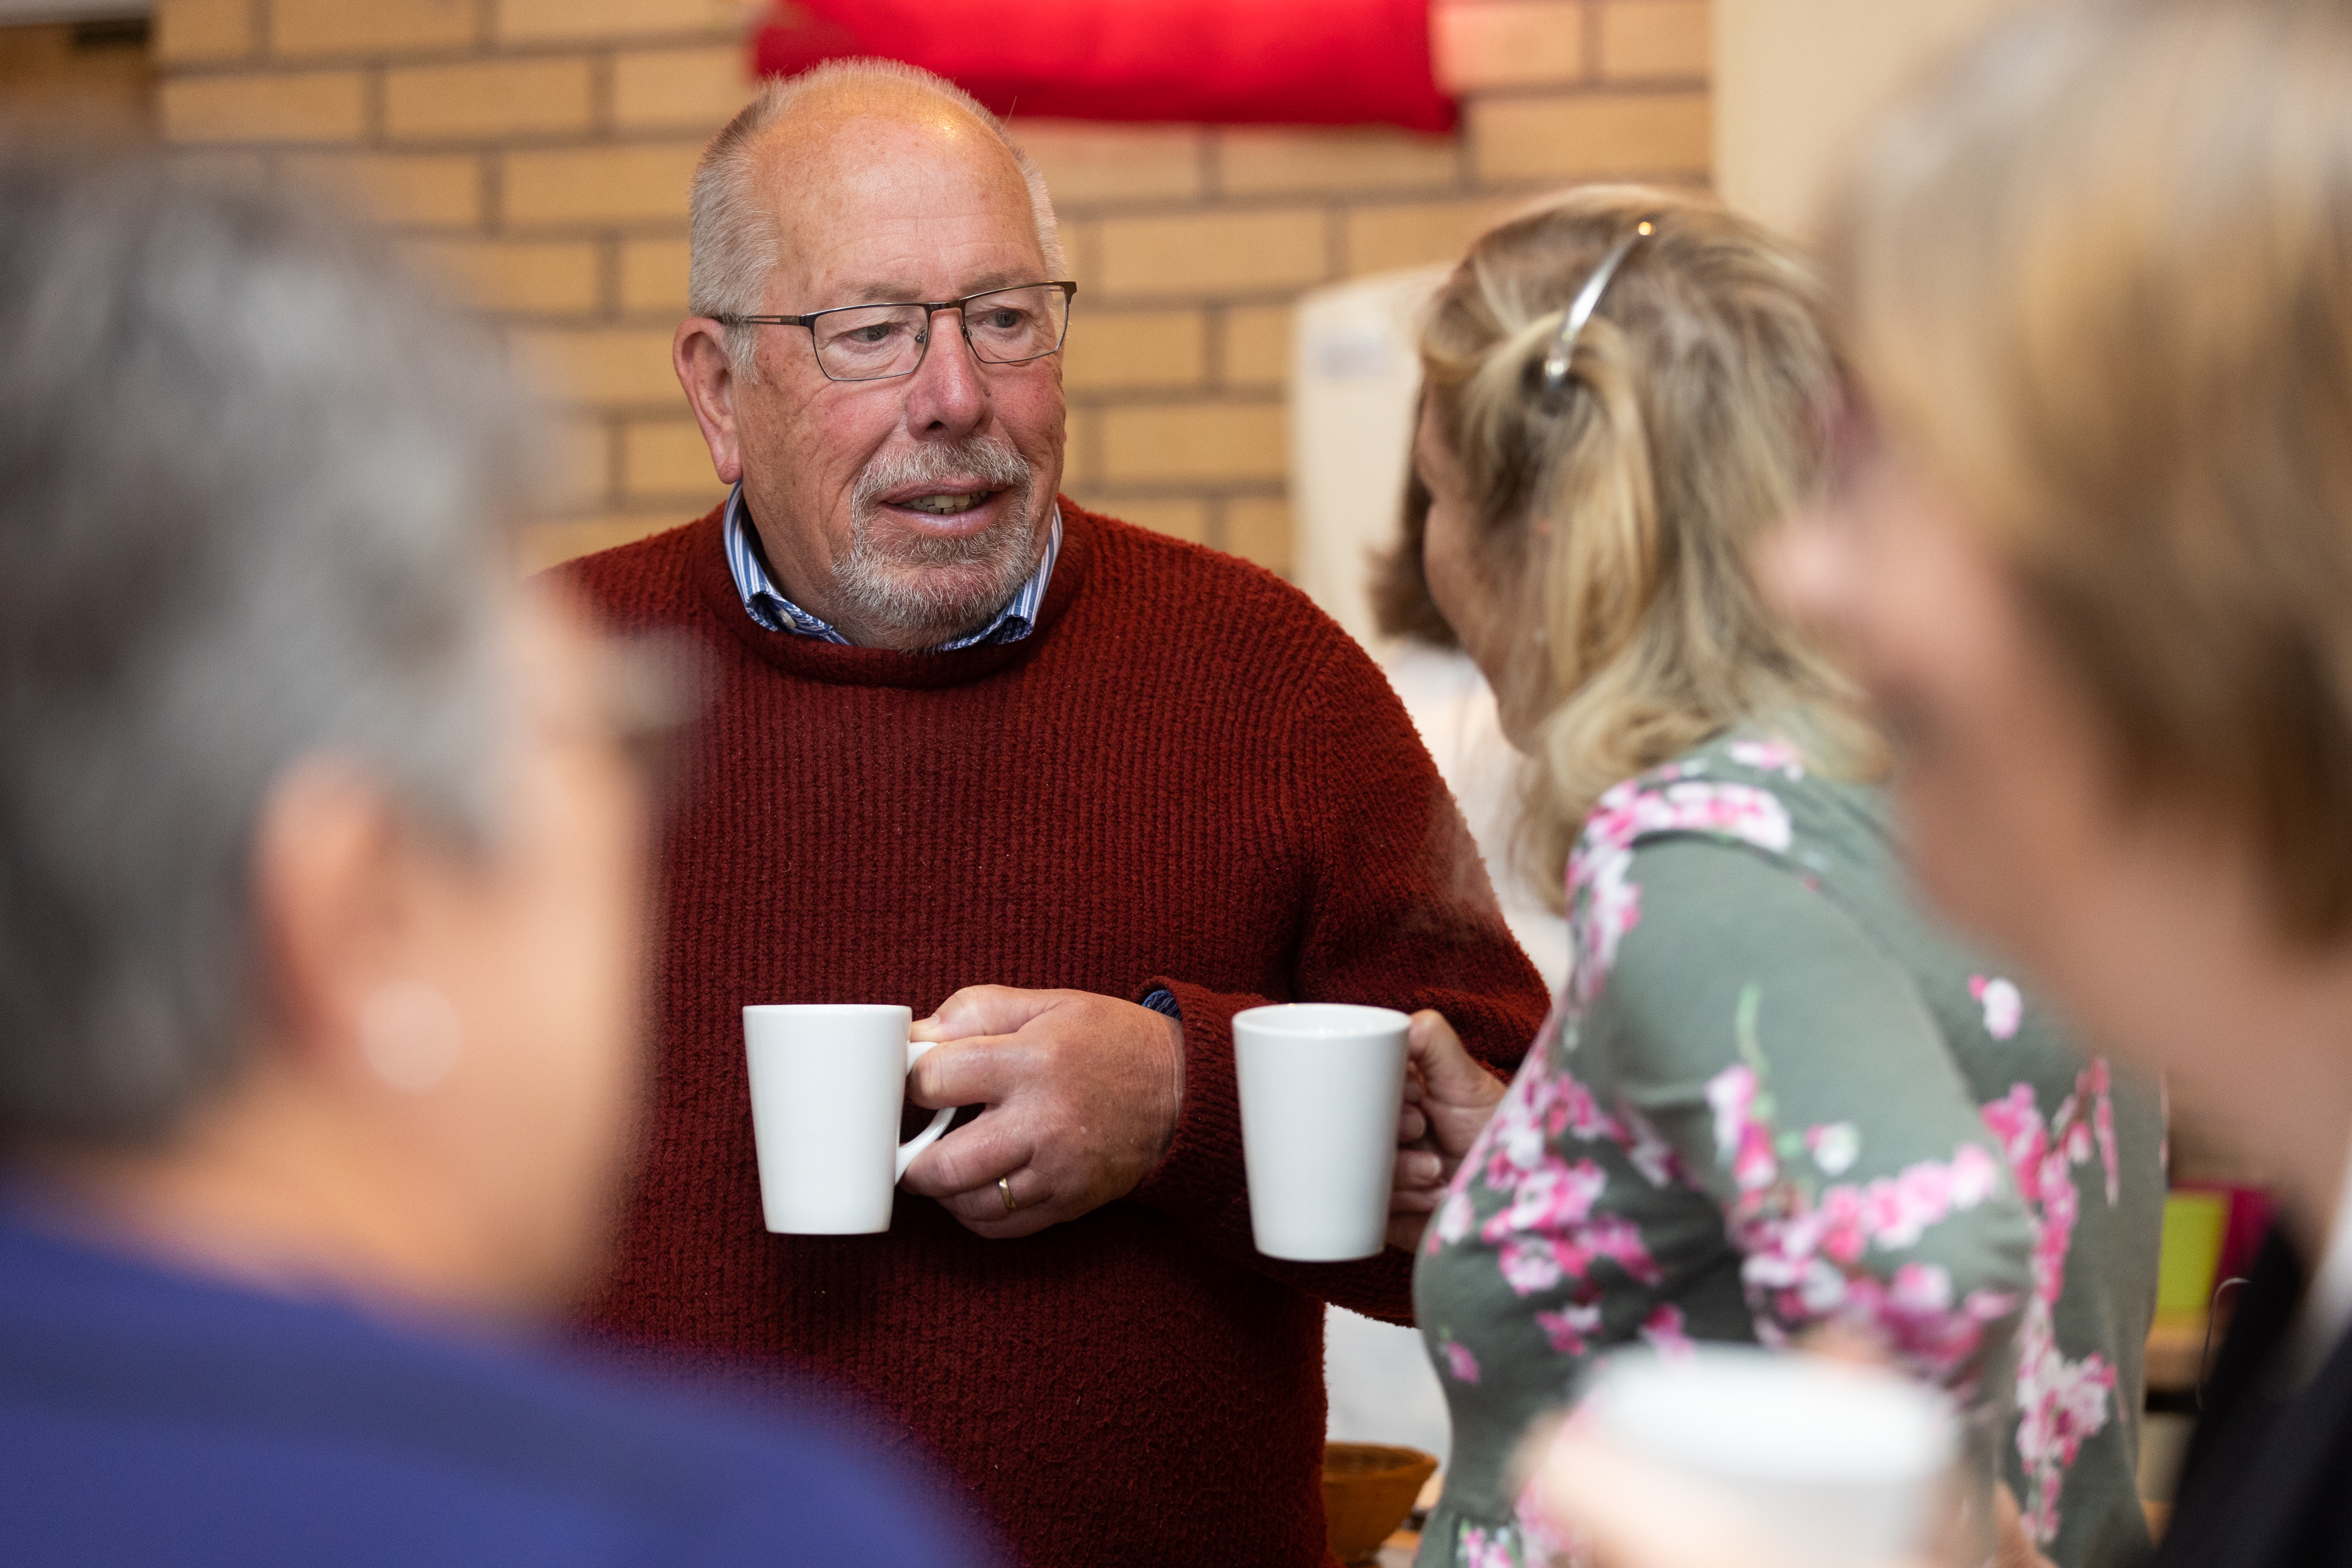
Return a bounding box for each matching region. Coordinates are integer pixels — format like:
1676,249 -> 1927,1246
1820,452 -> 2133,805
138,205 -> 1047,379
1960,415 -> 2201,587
720,484 -> 1060,652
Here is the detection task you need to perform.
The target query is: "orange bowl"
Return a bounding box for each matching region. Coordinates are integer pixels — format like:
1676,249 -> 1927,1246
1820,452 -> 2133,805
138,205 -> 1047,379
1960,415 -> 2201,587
1323,1442 -> 1439,1565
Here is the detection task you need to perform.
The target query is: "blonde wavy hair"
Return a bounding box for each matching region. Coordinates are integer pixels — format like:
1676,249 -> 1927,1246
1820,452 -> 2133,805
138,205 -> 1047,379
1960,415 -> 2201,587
1405,185 -> 1881,908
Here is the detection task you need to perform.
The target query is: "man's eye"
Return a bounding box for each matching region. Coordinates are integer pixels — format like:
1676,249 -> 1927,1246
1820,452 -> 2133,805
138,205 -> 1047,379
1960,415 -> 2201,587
977,310 -> 1024,331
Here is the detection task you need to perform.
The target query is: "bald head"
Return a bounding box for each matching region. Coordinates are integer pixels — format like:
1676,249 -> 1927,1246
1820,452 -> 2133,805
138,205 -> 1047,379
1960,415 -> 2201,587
689,61 -> 1066,380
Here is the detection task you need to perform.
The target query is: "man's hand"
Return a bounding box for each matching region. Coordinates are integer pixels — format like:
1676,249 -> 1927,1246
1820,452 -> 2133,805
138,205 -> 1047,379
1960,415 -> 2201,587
1388,1008 -> 1509,1252
901,986 -> 1184,1239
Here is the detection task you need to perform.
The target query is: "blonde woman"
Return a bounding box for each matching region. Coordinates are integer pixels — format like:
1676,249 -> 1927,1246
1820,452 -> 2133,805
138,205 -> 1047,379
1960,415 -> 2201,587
1379,188 -> 2165,1568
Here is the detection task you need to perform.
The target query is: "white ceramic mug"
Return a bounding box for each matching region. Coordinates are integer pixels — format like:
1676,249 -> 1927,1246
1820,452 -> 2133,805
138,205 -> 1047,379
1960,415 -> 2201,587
742,1004 -> 956,1235
1234,1002 -> 1412,1261
1571,1344 -> 1959,1568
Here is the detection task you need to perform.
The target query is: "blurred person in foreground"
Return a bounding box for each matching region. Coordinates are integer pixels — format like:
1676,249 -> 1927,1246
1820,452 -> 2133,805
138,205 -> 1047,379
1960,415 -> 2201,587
0,144 -> 987,1566
1739,1 -> 2352,1562
551,57 -> 1550,1568
1373,186 -> 2165,1568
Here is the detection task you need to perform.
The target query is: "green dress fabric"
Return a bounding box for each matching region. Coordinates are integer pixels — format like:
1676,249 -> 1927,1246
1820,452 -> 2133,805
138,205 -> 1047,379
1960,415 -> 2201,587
1412,735 -> 2164,1568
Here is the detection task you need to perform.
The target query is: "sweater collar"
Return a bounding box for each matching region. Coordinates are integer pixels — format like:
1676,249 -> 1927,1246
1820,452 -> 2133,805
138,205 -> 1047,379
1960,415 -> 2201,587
689,496 -> 1094,689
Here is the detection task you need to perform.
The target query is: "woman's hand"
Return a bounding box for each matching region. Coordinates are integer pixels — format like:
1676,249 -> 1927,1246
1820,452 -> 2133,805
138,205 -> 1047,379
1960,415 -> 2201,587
1388,1008 -> 1509,1251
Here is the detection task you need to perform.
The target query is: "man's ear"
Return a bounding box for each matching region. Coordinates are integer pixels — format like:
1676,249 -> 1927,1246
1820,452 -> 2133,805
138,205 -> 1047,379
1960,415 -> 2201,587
674,318 -> 745,486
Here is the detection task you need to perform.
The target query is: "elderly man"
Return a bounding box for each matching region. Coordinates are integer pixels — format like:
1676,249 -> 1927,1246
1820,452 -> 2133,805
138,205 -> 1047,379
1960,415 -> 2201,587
557,60 -> 1550,1568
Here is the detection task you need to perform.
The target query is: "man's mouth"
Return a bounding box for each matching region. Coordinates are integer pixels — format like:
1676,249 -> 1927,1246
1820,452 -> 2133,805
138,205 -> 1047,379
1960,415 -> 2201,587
894,490 -> 997,517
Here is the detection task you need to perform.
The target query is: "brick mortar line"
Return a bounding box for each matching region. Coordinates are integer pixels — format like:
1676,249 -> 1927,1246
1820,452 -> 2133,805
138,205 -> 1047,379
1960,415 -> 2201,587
160,131 -> 717,154
382,221 -> 696,242
596,233 -> 624,319
1066,389 -> 1288,410
368,127 -> 626,152
1050,170 -> 1660,223
613,491 -> 732,508
529,401 -> 696,418
479,141 -> 502,230
360,61 -> 385,143
164,31 -> 743,75
162,64 -> 1693,106
588,48 -> 616,136
1070,288 -> 1342,311
1461,78 -> 1708,102
364,130 -> 722,153
314,166 -> 1699,254
1053,181 -> 1472,221
1075,482 -> 1289,500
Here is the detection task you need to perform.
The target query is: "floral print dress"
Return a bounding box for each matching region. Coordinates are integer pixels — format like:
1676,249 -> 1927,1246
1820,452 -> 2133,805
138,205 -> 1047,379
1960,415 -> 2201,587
1412,736 -> 2164,1568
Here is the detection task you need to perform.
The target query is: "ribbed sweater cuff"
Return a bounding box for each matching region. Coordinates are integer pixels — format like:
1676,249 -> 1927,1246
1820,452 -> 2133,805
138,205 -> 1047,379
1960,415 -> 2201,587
1130,977 -> 1260,1225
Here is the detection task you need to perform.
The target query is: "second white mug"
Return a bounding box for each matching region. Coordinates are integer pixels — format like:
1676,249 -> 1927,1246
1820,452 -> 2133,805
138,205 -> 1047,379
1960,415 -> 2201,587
1234,1002 -> 1412,1261
743,1003 -> 955,1235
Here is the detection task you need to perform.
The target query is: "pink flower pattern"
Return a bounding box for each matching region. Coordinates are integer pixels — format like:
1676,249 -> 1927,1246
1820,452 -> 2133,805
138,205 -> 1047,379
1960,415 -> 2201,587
1971,974 -> 2024,1040
1456,1524 -> 1519,1568
1417,745 -> 2122,1568
1448,1050 -> 1672,1302
1513,1469 -> 1576,1565
1534,1299 -> 1603,1356
1439,836 -> 2023,1423
1727,738 -> 1807,777
1710,1044 -> 2017,1394
1638,1302 -> 1694,1356
1979,1061 -> 2123,1545
1566,775 -> 1793,1009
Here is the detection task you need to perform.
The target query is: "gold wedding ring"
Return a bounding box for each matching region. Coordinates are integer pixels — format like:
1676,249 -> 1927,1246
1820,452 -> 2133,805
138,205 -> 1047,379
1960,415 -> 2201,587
998,1175 -> 1018,1213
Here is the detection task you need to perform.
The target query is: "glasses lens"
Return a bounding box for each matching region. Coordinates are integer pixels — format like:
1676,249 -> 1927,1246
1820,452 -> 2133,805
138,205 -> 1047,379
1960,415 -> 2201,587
962,286 -> 1070,364
812,304 -> 929,380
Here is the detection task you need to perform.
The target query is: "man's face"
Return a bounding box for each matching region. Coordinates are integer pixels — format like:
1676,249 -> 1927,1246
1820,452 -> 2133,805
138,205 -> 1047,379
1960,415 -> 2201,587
729,110 -> 1066,651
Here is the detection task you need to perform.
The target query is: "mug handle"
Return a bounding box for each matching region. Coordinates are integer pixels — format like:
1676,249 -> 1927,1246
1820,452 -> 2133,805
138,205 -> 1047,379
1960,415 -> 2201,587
895,1037 -> 956,1182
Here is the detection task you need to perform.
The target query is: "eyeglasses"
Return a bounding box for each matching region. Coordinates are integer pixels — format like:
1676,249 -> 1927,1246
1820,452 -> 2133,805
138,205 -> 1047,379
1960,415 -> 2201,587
716,282 -> 1078,383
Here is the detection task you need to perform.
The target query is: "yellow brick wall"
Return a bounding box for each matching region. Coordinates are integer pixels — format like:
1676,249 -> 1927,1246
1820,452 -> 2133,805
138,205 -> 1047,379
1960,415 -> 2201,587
153,0 -> 1710,576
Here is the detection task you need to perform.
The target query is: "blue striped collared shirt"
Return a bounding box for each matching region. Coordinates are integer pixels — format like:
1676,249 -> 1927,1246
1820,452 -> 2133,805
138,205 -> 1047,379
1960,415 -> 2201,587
720,482 -> 1061,651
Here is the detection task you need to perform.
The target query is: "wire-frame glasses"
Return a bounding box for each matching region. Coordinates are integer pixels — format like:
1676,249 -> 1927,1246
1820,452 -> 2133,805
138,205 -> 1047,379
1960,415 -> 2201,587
717,282 -> 1078,383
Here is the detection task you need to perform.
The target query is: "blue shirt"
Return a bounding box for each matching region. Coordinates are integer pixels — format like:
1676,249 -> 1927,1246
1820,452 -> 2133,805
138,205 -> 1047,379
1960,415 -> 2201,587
720,484 -> 1060,651
0,1209 -> 991,1567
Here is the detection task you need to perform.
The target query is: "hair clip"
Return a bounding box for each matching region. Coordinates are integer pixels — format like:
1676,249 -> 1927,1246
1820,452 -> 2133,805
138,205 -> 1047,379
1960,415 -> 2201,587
1540,217 -> 1660,396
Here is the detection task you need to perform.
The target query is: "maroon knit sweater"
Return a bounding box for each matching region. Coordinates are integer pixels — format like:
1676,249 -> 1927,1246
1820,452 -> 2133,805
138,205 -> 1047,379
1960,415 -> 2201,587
557,502 -> 1549,1568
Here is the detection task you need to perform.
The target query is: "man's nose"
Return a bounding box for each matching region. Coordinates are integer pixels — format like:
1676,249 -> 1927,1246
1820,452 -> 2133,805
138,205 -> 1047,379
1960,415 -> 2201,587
902,306 -> 990,437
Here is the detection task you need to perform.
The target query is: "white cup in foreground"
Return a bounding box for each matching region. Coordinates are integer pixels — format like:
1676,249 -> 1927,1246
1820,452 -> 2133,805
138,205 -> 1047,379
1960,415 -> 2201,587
1234,1002 -> 1412,1262
743,1004 -> 956,1235
1569,1345 -> 1957,1568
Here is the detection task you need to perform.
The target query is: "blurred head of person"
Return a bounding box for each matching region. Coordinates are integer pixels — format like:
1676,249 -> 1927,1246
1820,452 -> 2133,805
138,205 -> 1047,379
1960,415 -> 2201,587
1375,186 -> 1880,906
1786,0 -> 2352,1218
674,59 -> 1070,652
0,144 -> 654,1320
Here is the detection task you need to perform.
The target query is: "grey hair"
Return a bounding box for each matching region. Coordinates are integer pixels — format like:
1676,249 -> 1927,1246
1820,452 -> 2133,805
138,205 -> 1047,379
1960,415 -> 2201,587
0,143 -> 531,1147
688,58 -> 1069,382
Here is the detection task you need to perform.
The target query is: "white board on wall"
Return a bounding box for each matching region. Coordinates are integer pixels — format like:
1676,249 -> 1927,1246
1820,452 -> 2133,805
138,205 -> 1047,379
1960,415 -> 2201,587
1288,264 -> 1449,654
